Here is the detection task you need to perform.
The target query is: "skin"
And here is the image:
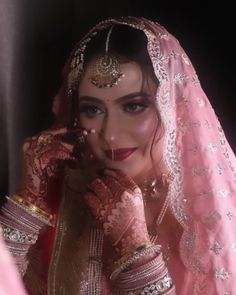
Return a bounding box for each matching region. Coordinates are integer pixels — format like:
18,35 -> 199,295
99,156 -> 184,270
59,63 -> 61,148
78,59 -> 182,265
78,60 -> 164,183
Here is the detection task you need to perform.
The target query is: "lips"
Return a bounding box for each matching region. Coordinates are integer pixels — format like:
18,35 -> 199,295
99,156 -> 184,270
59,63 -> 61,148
104,148 -> 137,161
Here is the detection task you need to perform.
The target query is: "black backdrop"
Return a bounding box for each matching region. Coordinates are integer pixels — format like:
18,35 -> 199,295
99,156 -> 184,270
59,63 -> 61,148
0,0 -> 235,197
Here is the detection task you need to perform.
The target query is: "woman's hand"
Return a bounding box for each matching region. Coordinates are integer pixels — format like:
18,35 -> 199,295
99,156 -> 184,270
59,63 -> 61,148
19,128 -> 80,209
84,171 -> 150,256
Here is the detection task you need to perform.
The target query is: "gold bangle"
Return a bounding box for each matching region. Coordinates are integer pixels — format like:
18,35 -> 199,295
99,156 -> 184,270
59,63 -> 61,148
113,243 -> 153,270
12,194 -> 53,222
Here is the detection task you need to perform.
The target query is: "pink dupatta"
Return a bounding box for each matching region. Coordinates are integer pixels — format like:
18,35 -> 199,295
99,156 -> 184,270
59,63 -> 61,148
59,16 -> 236,294
0,227 -> 27,295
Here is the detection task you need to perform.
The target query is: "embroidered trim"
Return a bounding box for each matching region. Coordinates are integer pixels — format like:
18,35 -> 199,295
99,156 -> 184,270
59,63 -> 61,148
87,227 -> 104,294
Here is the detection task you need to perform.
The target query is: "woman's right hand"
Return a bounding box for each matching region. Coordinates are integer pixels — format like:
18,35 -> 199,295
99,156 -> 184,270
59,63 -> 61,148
19,128 -> 80,209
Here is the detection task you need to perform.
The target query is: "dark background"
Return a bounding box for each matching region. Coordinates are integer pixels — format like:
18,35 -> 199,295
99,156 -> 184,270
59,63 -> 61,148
0,0 -> 235,197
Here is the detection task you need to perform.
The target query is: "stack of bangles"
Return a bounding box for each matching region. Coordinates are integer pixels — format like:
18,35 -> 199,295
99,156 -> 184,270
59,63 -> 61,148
0,194 -> 54,275
111,244 -> 175,294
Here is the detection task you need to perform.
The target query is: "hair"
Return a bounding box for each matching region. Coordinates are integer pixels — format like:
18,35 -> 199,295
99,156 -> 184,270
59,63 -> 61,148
70,24 -> 161,124
83,25 -> 158,83
70,24 -> 164,168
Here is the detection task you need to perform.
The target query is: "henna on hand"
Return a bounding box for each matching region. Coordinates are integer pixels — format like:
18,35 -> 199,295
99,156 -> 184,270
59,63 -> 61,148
84,171 -> 150,256
19,128 -> 81,209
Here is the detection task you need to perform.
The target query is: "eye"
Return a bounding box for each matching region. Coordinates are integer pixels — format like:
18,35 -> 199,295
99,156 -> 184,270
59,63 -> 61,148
123,102 -> 148,113
79,104 -> 104,118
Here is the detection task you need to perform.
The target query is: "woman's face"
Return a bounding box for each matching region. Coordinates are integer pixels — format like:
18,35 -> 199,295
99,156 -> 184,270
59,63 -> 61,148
78,60 -> 162,181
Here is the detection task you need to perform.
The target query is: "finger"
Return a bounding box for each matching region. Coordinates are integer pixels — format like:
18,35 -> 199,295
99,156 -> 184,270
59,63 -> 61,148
40,142 -> 76,162
84,192 -> 102,219
103,168 -> 117,177
106,170 -> 138,192
47,127 -> 68,136
88,178 -> 113,203
55,128 -> 85,145
101,175 -> 126,200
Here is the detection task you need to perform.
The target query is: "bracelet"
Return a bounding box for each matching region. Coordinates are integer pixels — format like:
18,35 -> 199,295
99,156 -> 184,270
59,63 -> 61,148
110,244 -> 161,280
1,224 -> 38,244
118,254 -> 166,289
125,274 -> 175,295
10,194 -> 54,225
113,243 -> 153,270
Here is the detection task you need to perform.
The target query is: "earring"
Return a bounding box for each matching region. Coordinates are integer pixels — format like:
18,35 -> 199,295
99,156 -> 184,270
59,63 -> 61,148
73,117 -> 79,128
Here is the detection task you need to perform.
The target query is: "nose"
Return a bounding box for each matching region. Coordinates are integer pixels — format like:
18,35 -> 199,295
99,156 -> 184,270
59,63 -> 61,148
100,113 -> 119,146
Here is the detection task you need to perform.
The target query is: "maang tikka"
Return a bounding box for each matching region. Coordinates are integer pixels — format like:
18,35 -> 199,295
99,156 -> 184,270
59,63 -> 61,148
90,25 -> 124,88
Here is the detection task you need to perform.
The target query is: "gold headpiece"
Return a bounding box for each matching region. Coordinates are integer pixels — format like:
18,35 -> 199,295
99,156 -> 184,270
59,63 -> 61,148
90,26 -> 124,88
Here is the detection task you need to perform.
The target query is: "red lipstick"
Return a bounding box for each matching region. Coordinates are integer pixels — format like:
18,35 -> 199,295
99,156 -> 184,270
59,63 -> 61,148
105,148 -> 137,161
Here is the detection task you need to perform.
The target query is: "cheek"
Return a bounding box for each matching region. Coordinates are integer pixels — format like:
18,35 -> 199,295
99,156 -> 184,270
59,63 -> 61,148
85,136 -> 100,154
130,112 -> 158,147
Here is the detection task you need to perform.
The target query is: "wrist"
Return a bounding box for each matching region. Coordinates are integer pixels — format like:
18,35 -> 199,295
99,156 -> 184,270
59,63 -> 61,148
116,235 -> 151,257
110,243 -> 161,280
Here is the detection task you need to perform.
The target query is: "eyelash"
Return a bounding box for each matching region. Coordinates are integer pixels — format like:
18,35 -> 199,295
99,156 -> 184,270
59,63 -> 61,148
79,101 -> 149,118
79,105 -> 104,118
123,102 -> 148,113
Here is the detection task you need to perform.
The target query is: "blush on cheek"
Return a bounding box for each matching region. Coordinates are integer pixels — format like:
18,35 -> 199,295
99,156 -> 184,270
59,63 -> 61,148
133,115 -> 158,154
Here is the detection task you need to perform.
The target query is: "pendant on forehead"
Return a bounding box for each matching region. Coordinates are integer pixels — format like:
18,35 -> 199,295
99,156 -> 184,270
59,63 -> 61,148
90,25 -> 124,88
91,54 -> 124,88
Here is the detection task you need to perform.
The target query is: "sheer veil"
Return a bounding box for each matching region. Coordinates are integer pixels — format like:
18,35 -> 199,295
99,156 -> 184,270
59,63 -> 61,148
56,17 -> 236,294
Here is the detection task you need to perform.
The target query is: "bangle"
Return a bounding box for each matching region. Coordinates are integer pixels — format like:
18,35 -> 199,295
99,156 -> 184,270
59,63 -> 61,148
1,223 -> 38,244
110,244 -> 161,280
11,194 -> 53,224
113,243 -> 153,270
125,274 -> 175,295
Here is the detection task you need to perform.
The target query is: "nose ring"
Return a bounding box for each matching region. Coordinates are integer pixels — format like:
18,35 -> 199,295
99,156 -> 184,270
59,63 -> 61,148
111,148 -> 114,161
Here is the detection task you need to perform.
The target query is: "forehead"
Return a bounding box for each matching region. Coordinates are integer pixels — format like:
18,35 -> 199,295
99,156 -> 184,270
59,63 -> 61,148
78,61 -> 157,100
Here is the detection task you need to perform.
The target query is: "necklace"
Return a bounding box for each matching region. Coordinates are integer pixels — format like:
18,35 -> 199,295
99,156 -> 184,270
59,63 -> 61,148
148,194 -> 170,238
139,178 -> 161,205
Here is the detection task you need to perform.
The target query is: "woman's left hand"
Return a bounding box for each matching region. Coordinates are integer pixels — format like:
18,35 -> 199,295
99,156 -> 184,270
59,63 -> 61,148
84,171 -> 150,256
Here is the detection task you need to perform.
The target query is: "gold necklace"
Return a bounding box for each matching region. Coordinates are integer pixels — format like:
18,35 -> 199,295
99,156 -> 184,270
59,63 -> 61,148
139,178 -> 161,205
147,194 -> 170,238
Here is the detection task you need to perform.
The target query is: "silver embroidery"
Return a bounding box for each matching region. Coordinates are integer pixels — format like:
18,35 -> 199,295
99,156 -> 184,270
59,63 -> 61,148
158,32 -> 170,40
201,211 -> 221,224
177,96 -> 189,107
170,50 -> 180,59
210,241 -> 223,255
218,188 -> 230,198
204,120 -> 212,129
182,54 -> 190,65
208,143 -> 218,153
196,97 -> 206,107
87,227 -> 104,295
226,211 -> 233,220
179,120 -> 201,135
173,73 -> 188,84
191,166 -> 209,177
191,73 -> 200,85
197,189 -> 212,198
215,268 -> 230,280
217,163 -> 225,175
147,33 -> 168,82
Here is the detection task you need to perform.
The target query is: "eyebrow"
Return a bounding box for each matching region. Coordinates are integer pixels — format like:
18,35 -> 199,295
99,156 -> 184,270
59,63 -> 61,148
78,92 -> 151,105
